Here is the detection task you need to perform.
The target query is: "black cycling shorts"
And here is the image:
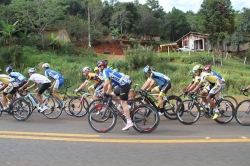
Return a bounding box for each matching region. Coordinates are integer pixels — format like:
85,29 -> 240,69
113,83 -> 131,101
38,83 -> 51,95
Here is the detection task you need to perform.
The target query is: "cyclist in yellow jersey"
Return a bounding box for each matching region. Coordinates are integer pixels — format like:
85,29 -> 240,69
74,67 -> 104,98
190,68 -> 221,120
0,74 -> 19,112
186,65 -> 203,93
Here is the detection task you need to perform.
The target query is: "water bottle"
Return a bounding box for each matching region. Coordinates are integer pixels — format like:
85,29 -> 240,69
32,96 -> 38,104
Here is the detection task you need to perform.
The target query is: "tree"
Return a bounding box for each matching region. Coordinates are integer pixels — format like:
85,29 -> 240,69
198,0 -> 235,66
185,11 -> 199,32
8,0 -> 67,48
0,20 -> 19,46
231,8 -> 250,53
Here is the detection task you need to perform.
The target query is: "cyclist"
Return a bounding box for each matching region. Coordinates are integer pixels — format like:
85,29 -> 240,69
97,60 -> 133,131
190,67 -> 222,120
19,68 -> 51,113
6,66 -> 27,89
141,65 -> 171,116
183,70 -> 196,95
74,66 -> 104,98
203,64 -> 226,91
185,65 -> 204,93
0,74 -> 19,112
42,63 -> 65,107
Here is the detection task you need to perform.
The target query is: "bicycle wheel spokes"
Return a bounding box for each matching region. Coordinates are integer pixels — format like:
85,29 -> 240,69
88,104 -> 116,133
223,96 -> 238,108
12,99 -> 30,121
68,97 -> 89,117
163,96 -> 182,120
43,97 -> 62,119
176,100 -> 200,125
214,99 -> 234,124
132,104 -> 159,133
235,100 -> 250,126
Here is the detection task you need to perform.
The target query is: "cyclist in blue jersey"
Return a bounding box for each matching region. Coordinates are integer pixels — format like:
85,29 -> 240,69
141,65 -> 171,116
97,60 -> 133,131
6,66 -> 27,88
42,63 -> 65,107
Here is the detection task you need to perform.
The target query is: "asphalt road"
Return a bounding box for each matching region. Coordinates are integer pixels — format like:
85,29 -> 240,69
0,111 -> 250,166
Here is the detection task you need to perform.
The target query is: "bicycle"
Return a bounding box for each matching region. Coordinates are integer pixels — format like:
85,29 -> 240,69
67,90 -> 93,117
23,89 -> 63,119
88,93 -> 159,133
58,85 -> 75,116
235,89 -> 250,126
0,92 -> 31,121
176,92 -> 235,125
134,90 -> 183,120
217,91 -> 238,107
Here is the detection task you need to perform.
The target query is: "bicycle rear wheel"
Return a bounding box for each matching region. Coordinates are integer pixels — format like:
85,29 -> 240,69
68,97 -> 89,117
43,97 -> 62,119
176,100 -> 200,125
163,95 -> 182,120
214,99 -> 234,124
88,104 -> 117,133
12,98 -> 31,121
132,104 -> 159,133
235,100 -> 250,126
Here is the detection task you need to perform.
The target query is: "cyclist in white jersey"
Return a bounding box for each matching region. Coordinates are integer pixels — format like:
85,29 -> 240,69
19,68 -> 51,113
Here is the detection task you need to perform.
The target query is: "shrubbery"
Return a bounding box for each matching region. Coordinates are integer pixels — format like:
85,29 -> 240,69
0,45 -> 23,68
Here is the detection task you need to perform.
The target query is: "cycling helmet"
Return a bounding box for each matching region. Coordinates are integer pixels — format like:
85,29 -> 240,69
142,65 -> 151,74
94,67 -> 99,71
193,65 -> 202,71
97,60 -> 108,67
28,68 -> 36,73
204,65 -> 211,71
6,66 -> 14,73
189,70 -> 195,76
42,63 -> 50,68
82,66 -> 91,73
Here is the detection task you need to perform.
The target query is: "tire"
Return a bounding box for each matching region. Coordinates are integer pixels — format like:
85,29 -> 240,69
235,100 -> 250,126
0,102 -> 3,116
68,97 -> 89,117
163,95 -> 182,120
87,98 -> 103,112
176,100 -> 201,125
214,99 -> 235,124
132,104 -> 160,133
63,100 -> 74,116
223,96 -> 238,107
11,98 -> 31,121
43,97 -> 62,119
88,104 -> 117,133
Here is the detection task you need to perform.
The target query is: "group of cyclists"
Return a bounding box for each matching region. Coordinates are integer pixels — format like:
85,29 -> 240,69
0,59 -> 249,130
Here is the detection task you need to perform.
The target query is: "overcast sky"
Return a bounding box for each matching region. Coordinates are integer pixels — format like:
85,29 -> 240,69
118,0 -> 249,13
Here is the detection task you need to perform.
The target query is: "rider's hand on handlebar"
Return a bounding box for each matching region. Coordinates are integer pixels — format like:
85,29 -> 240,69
241,88 -> 248,93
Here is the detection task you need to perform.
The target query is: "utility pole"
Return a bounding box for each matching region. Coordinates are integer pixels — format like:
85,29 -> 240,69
88,6 -> 91,51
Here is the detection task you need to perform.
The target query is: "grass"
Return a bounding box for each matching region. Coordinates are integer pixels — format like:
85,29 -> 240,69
11,47 -> 250,99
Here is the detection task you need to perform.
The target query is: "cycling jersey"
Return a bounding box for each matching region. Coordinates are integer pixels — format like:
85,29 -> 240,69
149,71 -> 170,86
9,72 -> 27,84
200,74 -> 220,85
85,73 -> 103,85
29,74 -> 51,84
103,68 -> 131,86
0,74 -> 10,85
211,71 -> 226,82
44,69 -> 63,80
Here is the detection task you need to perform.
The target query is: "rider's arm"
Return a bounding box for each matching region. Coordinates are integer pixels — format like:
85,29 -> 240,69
0,84 -> 8,91
19,80 -> 30,91
26,82 -> 37,91
192,81 -> 202,92
76,80 -> 88,91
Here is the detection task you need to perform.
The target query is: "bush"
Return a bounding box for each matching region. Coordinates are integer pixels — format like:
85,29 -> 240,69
0,45 -> 23,68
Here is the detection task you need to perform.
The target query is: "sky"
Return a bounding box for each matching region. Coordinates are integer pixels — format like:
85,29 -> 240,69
118,0 -> 249,13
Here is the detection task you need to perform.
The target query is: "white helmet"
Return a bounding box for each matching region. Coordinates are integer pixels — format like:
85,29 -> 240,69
82,66 -> 91,72
28,68 -> 36,73
42,63 -> 50,68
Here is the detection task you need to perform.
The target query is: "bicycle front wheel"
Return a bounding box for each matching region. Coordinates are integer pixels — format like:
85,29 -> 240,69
163,95 -> 182,120
214,99 -> 234,124
12,98 -> 31,121
223,96 -> 238,108
43,97 -> 62,119
88,104 -> 117,133
235,100 -> 250,126
176,100 -> 200,125
68,97 -> 89,117
132,104 -> 159,133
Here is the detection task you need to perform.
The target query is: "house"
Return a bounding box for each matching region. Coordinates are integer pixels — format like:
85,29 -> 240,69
159,43 -> 179,52
43,27 -> 71,43
175,31 -> 210,51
